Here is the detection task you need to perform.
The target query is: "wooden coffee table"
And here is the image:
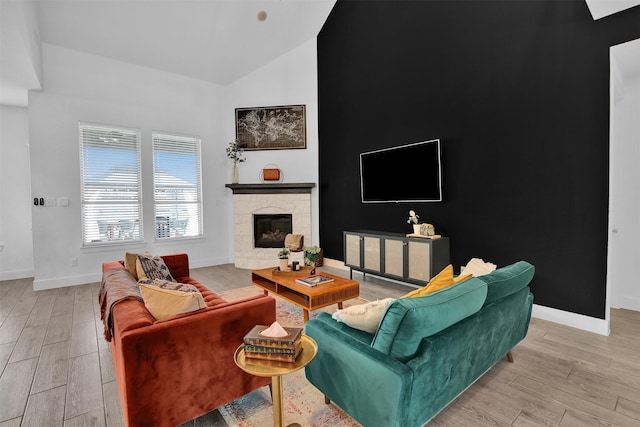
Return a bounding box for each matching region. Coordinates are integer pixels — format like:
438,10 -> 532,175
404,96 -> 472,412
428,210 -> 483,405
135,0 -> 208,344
251,268 -> 360,322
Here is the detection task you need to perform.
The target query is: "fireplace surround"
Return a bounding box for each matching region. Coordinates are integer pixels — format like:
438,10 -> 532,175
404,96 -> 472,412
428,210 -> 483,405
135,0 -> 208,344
226,183 -> 315,269
253,214 -> 293,248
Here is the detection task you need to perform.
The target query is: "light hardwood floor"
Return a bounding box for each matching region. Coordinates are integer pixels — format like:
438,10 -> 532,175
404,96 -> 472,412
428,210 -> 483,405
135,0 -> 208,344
0,264 -> 639,426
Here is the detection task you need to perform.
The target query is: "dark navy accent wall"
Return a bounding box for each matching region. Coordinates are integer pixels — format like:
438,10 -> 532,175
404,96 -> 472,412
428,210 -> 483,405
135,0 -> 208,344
317,1 -> 640,318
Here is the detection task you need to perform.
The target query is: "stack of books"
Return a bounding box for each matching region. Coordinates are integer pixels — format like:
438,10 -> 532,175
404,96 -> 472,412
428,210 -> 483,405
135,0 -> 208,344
243,325 -> 303,363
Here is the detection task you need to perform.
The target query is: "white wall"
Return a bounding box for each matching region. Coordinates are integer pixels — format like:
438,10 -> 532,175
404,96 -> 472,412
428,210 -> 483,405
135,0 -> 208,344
224,38 -> 321,249
0,105 -> 35,279
21,38 -> 321,289
609,81 -> 640,311
27,44 -> 229,289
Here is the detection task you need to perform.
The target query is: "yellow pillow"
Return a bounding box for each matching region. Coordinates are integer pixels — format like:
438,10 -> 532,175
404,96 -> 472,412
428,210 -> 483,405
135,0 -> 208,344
139,283 -> 206,321
403,265 -> 472,298
124,252 -> 138,279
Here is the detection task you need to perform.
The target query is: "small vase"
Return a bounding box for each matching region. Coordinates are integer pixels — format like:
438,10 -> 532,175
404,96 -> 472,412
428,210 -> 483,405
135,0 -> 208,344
232,163 -> 239,184
279,258 -> 289,271
413,224 -> 422,235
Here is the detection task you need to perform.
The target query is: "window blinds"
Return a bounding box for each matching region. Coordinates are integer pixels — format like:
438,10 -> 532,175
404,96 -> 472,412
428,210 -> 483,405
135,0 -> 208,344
79,123 -> 143,245
152,132 -> 203,239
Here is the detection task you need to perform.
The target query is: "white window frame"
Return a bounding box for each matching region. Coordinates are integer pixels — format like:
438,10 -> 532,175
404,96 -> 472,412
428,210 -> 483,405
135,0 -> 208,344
79,122 -> 143,246
152,131 -> 203,240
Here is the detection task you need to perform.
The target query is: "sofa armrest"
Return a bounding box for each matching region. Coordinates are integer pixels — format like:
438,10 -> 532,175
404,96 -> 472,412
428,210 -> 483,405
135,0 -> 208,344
113,294 -> 276,427
304,313 -> 413,427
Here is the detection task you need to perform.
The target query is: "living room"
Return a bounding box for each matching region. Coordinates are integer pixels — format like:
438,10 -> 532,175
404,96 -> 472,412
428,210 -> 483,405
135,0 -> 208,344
1,0 -> 640,425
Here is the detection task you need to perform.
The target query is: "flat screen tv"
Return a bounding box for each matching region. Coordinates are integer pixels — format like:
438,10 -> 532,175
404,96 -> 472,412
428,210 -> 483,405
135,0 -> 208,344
360,139 -> 442,203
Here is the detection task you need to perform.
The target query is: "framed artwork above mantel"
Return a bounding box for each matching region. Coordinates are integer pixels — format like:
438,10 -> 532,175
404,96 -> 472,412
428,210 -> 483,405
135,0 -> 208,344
235,104 -> 306,151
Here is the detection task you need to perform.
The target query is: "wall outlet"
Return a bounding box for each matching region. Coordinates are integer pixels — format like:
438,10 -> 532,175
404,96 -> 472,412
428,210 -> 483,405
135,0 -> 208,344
44,198 -> 57,207
70,257 -> 78,267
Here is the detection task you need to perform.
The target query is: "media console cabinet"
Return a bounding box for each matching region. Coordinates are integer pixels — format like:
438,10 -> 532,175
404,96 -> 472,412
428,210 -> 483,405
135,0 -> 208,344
344,230 -> 450,286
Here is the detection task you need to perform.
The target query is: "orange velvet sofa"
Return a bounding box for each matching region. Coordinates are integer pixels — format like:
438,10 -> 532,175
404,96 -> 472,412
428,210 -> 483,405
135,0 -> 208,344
101,253 -> 276,427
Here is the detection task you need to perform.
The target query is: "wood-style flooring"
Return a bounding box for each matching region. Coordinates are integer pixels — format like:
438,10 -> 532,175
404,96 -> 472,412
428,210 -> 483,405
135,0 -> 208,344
0,264 -> 639,426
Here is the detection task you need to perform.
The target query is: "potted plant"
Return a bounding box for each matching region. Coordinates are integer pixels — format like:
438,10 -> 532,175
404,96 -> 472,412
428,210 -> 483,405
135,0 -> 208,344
303,245 -> 323,267
277,247 -> 290,271
226,140 -> 246,184
407,210 -> 421,234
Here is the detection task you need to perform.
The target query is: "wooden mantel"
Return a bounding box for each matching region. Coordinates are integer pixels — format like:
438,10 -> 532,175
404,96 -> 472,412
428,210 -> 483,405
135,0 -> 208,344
225,183 -> 316,194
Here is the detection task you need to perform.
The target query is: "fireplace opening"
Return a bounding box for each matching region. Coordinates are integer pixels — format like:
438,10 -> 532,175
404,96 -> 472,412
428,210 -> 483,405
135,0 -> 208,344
253,214 -> 293,248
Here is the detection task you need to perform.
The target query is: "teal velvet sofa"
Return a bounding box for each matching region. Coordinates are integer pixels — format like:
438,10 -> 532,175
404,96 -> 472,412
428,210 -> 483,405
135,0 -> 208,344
304,261 -> 534,427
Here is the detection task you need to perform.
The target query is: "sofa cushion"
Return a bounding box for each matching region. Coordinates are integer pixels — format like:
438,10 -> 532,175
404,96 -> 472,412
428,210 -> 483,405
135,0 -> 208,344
402,264 -> 471,298
139,280 -> 206,320
332,298 -> 395,333
136,254 -> 175,282
477,261 -> 535,307
372,278 -> 488,362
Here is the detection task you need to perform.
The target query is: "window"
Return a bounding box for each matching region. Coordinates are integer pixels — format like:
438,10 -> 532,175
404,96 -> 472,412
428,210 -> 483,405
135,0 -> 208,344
79,123 -> 143,245
152,132 -> 203,239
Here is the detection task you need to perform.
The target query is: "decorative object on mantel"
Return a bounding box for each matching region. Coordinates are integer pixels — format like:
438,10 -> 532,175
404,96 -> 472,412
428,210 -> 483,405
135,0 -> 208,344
226,140 -> 246,184
235,104 -> 306,150
260,163 -> 283,183
277,247 -> 290,271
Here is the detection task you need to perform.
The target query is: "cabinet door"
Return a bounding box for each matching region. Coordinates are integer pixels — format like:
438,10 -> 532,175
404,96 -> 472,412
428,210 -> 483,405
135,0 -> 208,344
344,233 -> 361,268
407,241 -> 431,282
384,238 -> 404,278
363,236 -> 381,272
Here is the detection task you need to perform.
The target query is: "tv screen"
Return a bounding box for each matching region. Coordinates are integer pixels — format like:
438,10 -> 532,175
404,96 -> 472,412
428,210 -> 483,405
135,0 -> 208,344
360,139 -> 442,203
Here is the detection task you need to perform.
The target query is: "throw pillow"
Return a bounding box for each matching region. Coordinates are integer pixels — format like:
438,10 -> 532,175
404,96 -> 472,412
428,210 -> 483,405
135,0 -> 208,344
124,252 -> 138,279
136,254 -> 175,282
139,280 -> 206,320
332,298 -> 395,333
402,265 -> 472,298
461,258 -> 497,277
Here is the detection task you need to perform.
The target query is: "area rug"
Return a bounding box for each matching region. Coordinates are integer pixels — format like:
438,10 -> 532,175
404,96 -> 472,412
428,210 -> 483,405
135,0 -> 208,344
217,286 -> 365,427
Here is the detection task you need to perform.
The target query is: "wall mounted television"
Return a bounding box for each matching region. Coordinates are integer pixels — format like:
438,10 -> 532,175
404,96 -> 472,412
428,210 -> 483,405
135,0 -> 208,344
360,139 -> 442,203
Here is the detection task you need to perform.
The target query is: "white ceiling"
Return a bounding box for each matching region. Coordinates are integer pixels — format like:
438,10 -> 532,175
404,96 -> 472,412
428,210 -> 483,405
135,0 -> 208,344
0,0 -> 336,107
1,0 -> 639,108
35,0 -> 336,85
585,0 -> 640,19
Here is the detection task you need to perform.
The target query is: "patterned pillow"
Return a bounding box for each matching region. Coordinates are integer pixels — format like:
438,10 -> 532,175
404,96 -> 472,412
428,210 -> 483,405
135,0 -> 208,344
136,254 -> 175,282
138,278 -> 198,293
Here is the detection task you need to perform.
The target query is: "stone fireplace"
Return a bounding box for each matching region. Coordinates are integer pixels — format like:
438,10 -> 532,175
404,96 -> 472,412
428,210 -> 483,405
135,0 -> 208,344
226,183 -> 315,269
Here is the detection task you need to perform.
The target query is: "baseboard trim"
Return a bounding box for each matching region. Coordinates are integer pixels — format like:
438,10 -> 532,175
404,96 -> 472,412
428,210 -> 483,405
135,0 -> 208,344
325,258 -> 611,336
531,304 -> 609,336
31,256 -> 231,291
33,273 -> 102,290
322,257 -> 349,270
0,268 -> 35,281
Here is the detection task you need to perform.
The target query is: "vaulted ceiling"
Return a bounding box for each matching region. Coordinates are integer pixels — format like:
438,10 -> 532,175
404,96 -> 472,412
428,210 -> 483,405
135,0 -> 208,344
0,0 -> 336,107
1,0 -> 638,108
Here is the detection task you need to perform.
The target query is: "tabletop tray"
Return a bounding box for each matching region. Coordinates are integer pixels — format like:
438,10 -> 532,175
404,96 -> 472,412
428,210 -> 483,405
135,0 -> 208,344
272,266 -> 316,276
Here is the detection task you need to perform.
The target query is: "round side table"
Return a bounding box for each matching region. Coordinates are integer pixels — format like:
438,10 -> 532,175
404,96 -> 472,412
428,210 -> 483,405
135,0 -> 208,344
234,334 -> 318,427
